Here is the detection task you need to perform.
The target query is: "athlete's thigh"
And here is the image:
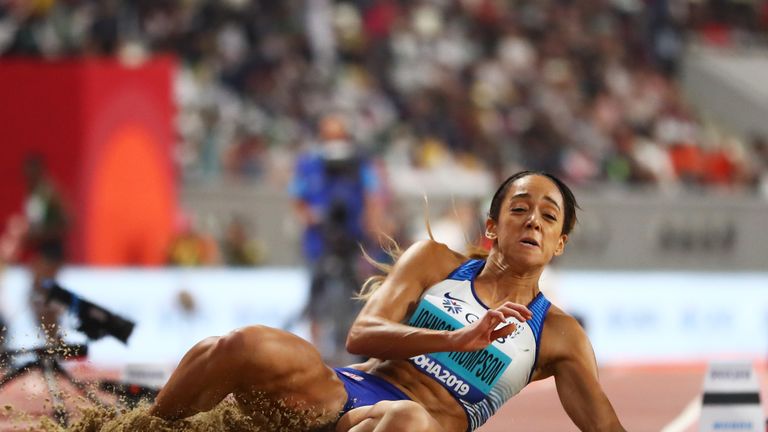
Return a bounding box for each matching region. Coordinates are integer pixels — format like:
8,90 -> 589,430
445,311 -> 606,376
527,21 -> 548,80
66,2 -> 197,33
233,325 -> 347,411
335,400 -> 444,432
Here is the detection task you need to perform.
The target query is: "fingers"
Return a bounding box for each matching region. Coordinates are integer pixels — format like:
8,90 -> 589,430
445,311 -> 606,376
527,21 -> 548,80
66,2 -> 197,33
482,303 -> 531,329
490,322 -> 517,340
495,307 -> 529,323
496,307 -> 525,323
495,302 -> 532,322
476,309 -> 504,331
485,310 -> 507,328
507,302 -> 533,320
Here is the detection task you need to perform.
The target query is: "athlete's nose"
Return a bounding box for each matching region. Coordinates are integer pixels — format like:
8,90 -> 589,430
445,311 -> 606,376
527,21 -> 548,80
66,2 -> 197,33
525,212 -> 542,231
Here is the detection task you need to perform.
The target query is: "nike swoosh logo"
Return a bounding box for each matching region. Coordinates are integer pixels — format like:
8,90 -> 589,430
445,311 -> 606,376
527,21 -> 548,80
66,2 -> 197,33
444,292 -> 467,304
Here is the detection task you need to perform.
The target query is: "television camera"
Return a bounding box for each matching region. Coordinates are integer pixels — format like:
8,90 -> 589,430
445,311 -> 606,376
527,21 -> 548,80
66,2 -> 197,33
43,279 -> 135,344
0,280 -> 141,425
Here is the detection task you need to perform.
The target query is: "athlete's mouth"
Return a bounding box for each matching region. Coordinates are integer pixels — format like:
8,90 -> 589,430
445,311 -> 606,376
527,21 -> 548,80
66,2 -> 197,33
520,237 -> 540,247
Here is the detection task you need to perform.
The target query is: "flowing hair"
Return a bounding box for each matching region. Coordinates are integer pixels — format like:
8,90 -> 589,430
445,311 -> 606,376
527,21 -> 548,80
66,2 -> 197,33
356,171 -> 579,301
356,196 -> 489,301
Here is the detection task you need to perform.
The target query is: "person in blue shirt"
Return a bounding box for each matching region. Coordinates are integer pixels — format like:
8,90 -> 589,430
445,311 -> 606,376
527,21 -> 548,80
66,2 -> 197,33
289,115 -> 383,363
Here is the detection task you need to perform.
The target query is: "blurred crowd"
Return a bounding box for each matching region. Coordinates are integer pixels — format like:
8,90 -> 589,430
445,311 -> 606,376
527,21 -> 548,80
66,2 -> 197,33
2,0 -> 768,194
166,213 -> 266,266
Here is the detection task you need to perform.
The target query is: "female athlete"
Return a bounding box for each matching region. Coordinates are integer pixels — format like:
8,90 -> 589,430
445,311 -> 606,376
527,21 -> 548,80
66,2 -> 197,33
149,171 -> 625,431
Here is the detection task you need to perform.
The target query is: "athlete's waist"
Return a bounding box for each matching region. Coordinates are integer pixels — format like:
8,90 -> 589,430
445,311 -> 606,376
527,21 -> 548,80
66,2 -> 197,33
352,359 -> 468,430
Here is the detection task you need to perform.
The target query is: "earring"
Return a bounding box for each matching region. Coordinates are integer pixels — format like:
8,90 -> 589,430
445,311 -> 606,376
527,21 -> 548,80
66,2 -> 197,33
485,231 -> 497,240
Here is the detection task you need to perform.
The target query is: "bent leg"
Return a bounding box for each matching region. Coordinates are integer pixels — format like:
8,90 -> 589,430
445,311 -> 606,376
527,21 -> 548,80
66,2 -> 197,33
336,400 -> 446,432
149,325 -> 346,425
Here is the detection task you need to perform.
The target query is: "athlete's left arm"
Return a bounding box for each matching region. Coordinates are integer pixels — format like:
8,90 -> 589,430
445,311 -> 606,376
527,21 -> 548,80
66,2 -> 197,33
534,314 -> 626,432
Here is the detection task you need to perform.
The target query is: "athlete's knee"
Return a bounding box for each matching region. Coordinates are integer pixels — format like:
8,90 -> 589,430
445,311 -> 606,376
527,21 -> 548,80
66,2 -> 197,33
209,328 -> 251,362
385,400 -> 428,419
380,400 -> 438,431
212,325 -> 280,363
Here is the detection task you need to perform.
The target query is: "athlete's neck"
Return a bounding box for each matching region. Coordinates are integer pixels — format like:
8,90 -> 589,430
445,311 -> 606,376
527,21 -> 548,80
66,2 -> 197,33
475,250 -> 543,307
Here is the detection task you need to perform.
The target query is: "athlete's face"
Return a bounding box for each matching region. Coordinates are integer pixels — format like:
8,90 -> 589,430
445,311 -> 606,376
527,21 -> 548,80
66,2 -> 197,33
486,175 -> 568,269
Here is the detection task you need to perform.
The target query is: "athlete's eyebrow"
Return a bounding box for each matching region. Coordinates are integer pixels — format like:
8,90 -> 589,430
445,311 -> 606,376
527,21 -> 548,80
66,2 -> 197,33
510,193 -> 561,212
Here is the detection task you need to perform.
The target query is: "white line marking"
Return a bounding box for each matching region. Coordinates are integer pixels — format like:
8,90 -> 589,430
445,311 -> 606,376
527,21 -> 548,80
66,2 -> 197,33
660,396 -> 701,432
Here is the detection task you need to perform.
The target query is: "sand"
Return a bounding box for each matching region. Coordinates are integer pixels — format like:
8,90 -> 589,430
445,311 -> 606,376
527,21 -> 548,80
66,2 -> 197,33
2,326 -> 338,432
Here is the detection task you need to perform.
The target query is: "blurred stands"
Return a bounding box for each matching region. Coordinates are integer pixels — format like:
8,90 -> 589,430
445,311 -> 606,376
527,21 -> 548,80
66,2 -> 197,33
2,0 -> 768,267
2,0 -> 767,187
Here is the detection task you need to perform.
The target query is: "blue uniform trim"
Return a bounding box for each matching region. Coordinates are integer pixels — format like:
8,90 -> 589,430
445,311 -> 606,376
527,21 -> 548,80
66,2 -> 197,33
447,259 -> 484,282
333,367 -> 411,414
526,292 -> 551,383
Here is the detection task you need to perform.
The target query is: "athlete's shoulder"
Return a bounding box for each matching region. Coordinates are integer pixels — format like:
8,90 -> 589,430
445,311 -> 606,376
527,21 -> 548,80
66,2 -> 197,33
543,304 -> 591,357
395,239 -> 467,282
542,304 -> 584,335
403,239 -> 467,265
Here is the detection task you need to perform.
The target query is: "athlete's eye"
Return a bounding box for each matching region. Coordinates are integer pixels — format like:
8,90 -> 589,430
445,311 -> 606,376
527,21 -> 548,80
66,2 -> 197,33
544,214 -> 557,221
511,207 -> 526,213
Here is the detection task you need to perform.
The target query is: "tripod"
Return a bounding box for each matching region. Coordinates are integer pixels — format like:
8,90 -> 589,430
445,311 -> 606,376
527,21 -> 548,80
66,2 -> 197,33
0,343 -> 104,426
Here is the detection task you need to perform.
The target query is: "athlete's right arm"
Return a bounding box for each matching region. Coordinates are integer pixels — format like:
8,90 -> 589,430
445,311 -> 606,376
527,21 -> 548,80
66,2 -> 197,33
346,240 -> 524,359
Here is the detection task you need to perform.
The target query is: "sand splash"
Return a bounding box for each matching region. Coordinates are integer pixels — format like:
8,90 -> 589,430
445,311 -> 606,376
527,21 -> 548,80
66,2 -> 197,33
2,326 -> 338,432
5,394 -> 338,432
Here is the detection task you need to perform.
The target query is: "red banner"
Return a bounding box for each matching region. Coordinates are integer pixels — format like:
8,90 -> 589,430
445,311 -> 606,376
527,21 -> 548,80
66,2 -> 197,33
0,57 -> 177,265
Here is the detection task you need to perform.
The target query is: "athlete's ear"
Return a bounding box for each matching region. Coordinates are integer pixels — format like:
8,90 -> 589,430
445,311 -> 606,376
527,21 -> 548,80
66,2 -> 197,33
554,234 -> 568,256
484,218 -> 497,240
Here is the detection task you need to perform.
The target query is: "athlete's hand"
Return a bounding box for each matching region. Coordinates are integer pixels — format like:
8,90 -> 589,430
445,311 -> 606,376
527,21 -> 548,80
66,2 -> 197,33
448,302 -> 532,352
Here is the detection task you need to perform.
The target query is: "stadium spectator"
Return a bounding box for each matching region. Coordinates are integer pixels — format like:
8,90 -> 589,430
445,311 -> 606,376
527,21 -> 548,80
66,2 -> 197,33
749,133 -> 768,197
220,216 -> 265,267
166,212 -> 219,267
21,154 -> 68,344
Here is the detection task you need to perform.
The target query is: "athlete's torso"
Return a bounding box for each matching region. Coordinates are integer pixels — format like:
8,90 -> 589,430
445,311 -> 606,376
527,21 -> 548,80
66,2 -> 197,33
361,259 -> 551,431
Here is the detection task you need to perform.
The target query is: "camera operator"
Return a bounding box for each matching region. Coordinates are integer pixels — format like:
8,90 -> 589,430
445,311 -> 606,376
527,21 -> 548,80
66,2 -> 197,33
22,155 -> 69,345
290,115 -> 385,364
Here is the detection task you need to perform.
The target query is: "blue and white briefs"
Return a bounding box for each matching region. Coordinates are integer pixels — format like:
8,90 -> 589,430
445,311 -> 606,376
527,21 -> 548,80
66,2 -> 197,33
334,367 -> 411,414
